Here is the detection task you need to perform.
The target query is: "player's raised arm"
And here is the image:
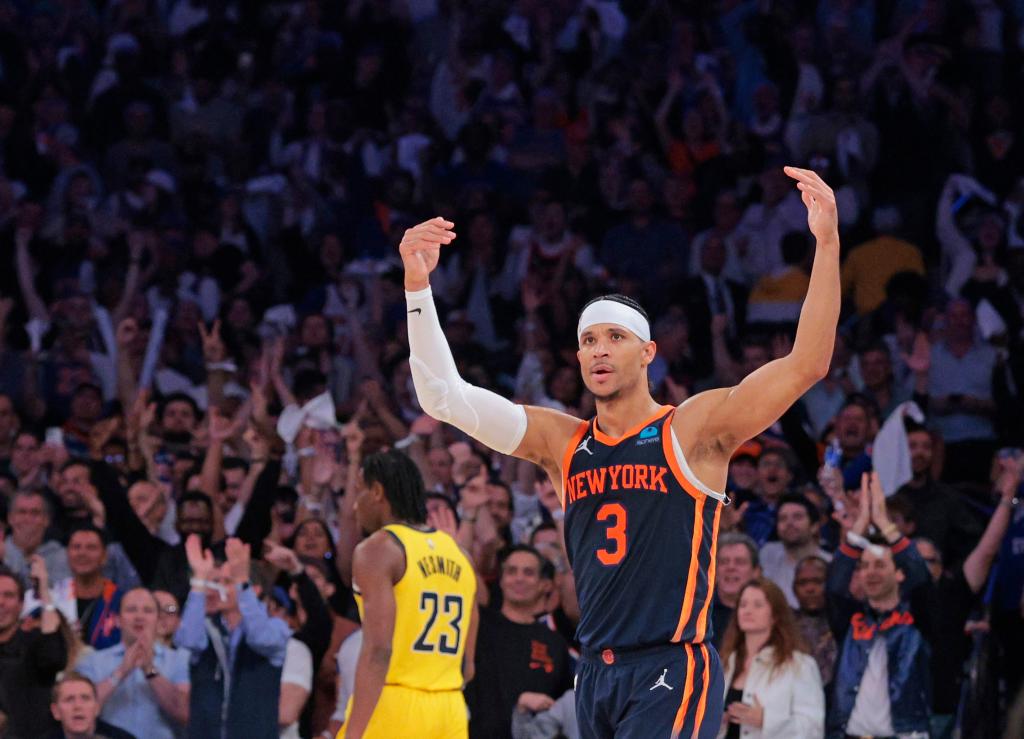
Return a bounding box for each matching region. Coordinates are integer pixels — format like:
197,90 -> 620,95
697,167 -> 840,453
401,218 -> 580,474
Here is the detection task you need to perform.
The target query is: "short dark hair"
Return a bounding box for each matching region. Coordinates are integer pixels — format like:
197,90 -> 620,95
362,450 -> 427,524
425,493 -> 459,526
903,418 -> 928,435
841,392 -> 879,420
499,545 -> 548,577
68,523 -> 108,549
159,392 -> 200,420
858,340 -> 892,360
60,458 -> 93,476
178,491 -> 214,516
292,368 -> 327,404
222,457 -> 250,474
529,522 -> 558,545
777,492 -> 819,524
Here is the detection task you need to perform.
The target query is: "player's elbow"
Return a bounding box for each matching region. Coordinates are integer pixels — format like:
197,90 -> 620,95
366,643 -> 393,667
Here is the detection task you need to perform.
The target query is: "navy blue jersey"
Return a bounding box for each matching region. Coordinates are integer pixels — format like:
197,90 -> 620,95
562,406 -> 725,651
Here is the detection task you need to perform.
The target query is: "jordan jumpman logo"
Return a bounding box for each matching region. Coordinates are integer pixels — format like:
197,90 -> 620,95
649,668 -> 673,691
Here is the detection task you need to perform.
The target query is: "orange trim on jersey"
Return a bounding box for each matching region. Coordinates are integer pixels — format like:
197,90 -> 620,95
690,644 -> 712,739
592,405 -> 673,446
560,420 -> 591,510
673,495 -> 707,642
670,643 -> 696,737
661,411 -> 704,502
693,502 -> 723,643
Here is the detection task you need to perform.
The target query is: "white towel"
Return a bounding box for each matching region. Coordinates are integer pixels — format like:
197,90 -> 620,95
872,401 -> 925,496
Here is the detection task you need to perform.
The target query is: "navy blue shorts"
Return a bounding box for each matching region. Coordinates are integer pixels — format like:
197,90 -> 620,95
575,642 -> 724,739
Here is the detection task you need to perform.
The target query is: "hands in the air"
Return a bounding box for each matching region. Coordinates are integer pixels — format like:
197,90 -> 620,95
399,217 -> 456,291
784,167 -> 838,245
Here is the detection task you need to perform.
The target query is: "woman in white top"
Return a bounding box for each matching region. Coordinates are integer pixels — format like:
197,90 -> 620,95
717,577 -> 825,739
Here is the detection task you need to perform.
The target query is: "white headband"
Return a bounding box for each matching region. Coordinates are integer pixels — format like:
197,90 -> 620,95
577,299 -> 651,343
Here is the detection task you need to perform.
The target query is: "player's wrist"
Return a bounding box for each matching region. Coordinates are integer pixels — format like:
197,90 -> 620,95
404,278 -> 430,293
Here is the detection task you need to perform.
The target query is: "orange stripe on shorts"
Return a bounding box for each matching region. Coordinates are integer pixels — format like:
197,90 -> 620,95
670,643 -> 696,737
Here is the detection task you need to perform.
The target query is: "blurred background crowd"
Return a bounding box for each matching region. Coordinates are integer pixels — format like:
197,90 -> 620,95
0,0 -> 1024,737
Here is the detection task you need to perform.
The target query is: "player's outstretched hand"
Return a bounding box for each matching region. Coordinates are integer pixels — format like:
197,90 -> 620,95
784,166 -> 837,245
399,217 -> 456,291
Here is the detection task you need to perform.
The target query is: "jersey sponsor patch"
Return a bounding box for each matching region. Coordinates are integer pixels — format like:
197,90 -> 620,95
637,425 -> 660,445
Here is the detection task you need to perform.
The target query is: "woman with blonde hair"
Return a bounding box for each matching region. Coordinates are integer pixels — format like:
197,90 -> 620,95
717,577 -> 825,739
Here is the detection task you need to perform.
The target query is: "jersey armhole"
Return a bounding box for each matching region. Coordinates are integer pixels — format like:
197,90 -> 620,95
662,414 -> 728,503
559,420 -> 591,511
381,527 -> 409,584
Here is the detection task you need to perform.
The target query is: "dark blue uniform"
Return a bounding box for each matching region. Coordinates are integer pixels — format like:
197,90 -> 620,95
562,406 -> 726,739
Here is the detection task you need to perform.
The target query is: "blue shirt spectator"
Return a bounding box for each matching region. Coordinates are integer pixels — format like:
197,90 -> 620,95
76,588 -> 190,739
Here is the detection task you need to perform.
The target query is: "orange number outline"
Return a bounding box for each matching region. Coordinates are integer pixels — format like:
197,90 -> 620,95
596,503 -> 627,565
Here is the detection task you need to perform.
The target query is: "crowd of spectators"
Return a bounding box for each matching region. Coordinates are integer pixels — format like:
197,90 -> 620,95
0,0 -> 1024,737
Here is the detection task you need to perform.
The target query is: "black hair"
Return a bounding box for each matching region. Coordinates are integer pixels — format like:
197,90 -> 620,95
159,392 -> 201,421
60,458 -> 94,482
67,523 -> 109,548
529,522 -> 558,545
499,544 -> 549,576
222,457 -> 250,474
579,294 -> 650,326
858,339 -> 892,359
425,493 -> 460,526
292,368 -> 327,405
841,392 -> 880,420
776,492 -> 819,524
178,491 -> 214,515
361,450 -> 428,524
903,418 -> 928,435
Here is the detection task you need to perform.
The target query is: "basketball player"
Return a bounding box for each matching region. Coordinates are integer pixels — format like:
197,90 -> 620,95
400,167 -> 838,738
340,450 -> 478,738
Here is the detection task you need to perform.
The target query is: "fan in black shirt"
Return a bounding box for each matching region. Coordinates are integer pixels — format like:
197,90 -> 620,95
465,546 -> 572,739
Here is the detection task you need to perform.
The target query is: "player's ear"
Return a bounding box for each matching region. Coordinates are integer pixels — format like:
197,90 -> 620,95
642,340 -> 657,366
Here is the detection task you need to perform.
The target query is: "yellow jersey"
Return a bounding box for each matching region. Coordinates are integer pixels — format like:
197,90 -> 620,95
354,524 -> 476,691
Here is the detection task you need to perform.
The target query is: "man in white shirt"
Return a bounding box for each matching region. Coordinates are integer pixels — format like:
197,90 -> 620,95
759,493 -> 831,607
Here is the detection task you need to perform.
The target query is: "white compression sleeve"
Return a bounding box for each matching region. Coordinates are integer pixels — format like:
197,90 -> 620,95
406,287 -> 528,455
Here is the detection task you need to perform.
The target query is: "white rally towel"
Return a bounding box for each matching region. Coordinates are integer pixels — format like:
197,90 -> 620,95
872,401 -> 926,496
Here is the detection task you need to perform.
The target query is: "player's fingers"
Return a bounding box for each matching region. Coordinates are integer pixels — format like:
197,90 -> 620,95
404,226 -> 457,244
400,234 -> 455,252
428,216 -> 455,228
800,190 -> 814,212
787,167 -> 834,195
405,224 -> 454,242
794,177 -> 835,200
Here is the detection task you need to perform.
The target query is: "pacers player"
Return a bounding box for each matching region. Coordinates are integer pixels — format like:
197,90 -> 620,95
400,167 -> 839,738
339,450 -> 478,739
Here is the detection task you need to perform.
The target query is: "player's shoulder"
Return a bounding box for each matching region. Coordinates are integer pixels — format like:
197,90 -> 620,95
671,387 -> 734,453
354,528 -> 406,572
517,405 -> 588,468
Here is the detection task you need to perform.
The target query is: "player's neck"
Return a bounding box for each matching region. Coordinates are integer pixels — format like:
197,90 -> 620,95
594,392 -> 663,439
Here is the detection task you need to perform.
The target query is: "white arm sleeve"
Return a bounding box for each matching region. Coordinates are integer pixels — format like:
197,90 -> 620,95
406,286 -> 528,455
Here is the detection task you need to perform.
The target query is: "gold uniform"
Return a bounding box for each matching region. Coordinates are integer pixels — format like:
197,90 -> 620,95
340,524 -> 476,739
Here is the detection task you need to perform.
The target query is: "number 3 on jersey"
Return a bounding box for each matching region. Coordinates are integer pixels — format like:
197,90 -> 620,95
413,592 -> 463,654
596,503 -> 627,565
